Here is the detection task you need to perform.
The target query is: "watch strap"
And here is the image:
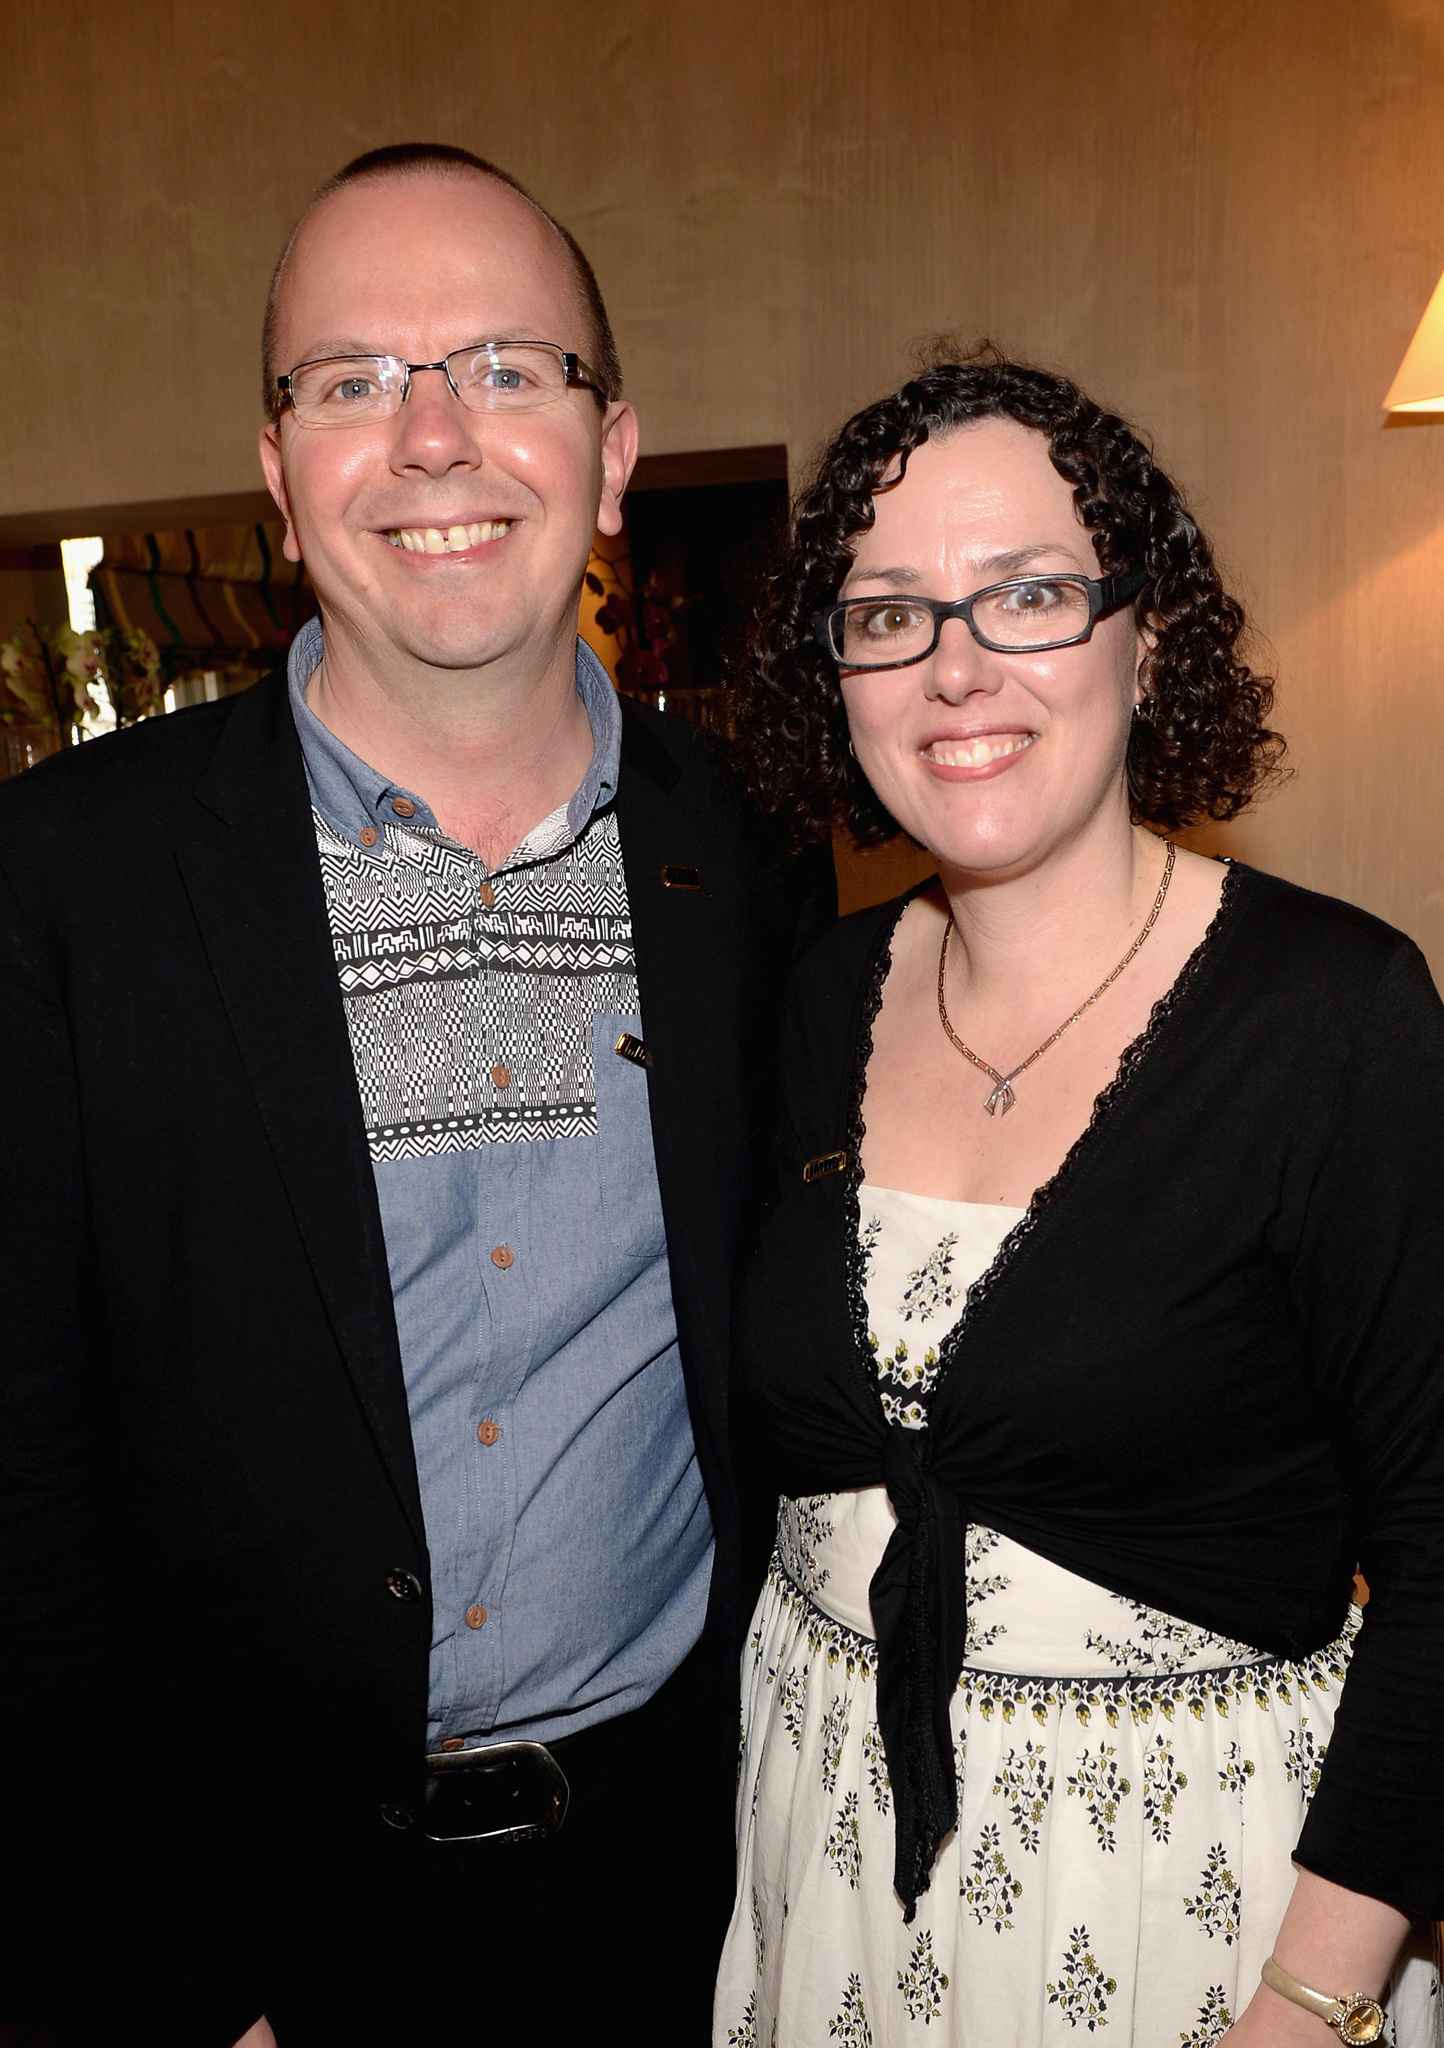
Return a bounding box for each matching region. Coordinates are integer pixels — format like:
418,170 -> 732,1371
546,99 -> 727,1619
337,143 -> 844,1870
1260,1958 -> 1386,2044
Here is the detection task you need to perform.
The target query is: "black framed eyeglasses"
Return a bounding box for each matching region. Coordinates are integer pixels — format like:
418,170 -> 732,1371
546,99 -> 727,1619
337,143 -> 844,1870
277,340 -> 606,429
813,570 -> 1149,669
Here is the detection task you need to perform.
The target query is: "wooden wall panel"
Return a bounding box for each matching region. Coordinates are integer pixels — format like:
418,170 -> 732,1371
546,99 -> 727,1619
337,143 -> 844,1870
4,0 -> 1444,960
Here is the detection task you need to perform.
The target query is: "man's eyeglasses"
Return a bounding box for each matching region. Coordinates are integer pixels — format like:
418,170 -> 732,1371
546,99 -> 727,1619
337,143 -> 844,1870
277,340 -> 606,429
813,571 -> 1149,669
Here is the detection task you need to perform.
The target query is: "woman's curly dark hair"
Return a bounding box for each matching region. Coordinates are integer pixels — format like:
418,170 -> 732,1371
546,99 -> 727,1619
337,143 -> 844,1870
727,344 -> 1284,846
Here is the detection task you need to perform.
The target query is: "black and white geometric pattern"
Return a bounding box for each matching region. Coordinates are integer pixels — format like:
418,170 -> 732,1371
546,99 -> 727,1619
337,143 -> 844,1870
313,803 -> 637,1161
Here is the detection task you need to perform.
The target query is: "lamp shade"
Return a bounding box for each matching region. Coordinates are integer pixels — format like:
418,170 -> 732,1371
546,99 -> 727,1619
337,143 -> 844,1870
1384,265 -> 1444,414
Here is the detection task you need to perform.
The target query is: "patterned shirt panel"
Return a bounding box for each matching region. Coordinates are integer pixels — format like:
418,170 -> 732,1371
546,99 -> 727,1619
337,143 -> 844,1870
288,621 -> 713,1749
317,803 -> 638,1158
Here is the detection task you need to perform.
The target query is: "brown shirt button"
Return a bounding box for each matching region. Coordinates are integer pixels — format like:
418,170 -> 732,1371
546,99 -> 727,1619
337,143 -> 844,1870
390,796 -> 416,818
491,1245 -> 514,1269
465,1604 -> 488,1630
490,1064 -> 512,1089
477,1420 -> 500,1446
359,826 -> 378,847
439,1737 -> 465,1752
478,880 -> 496,908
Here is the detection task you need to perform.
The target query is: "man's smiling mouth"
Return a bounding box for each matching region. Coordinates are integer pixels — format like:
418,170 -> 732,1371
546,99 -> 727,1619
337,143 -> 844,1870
383,520 -> 514,553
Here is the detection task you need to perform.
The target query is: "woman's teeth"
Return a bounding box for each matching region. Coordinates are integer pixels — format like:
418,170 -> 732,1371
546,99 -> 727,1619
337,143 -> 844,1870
924,733 -> 1036,768
385,521 -> 512,553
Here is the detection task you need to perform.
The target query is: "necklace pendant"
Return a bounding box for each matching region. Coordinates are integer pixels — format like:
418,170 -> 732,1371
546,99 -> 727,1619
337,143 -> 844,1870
983,1079 -> 1017,1117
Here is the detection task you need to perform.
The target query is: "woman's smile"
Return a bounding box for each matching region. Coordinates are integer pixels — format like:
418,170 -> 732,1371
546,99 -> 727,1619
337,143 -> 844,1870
919,729 -> 1038,776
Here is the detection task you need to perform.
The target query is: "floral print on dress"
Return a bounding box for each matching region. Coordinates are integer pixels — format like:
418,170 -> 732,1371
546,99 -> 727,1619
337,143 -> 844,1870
830,1973 -> 873,2047
993,1741 -> 1054,1853
1142,1731 -> 1187,1843
821,1695 -> 851,1796
1066,1745 -> 1132,1853
725,1993 -> 758,2047
1179,1985 -> 1235,2046
1284,1724 -> 1323,1802
1046,1927 -> 1117,2031
962,1822 -> 1023,1930
827,1791 -> 863,1888
896,1927 -> 949,2024
780,1494 -> 835,1595
873,1334 -> 940,1429
1183,1844 -> 1242,1945
1216,1742 -> 1255,1796
862,1720 -> 892,1814
776,1663 -> 808,1748
898,1232 -> 959,1323
1085,1593 -> 1261,1677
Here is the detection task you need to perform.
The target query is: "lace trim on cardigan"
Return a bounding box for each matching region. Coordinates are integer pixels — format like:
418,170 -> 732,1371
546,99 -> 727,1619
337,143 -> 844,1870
842,858 -> 1245,1422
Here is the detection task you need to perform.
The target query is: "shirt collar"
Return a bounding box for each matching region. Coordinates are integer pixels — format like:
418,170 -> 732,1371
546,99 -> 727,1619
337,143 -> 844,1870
286,615 -> 622,863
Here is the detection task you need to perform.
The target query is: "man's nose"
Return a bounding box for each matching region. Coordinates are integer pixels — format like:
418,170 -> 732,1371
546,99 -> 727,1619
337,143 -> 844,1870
390,367 -> 485,471
923,615 -> 1004,699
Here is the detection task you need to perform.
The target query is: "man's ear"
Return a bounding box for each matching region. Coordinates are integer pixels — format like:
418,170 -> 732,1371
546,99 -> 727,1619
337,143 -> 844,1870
258,424 -> 303,565
595,401 -> 640,540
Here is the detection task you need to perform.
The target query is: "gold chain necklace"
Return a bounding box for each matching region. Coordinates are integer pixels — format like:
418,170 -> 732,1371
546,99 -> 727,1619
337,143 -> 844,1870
936,841 -> 1176,1117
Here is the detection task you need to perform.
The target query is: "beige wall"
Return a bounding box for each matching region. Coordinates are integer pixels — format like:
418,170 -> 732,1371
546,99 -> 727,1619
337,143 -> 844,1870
6,1 -> 1444,959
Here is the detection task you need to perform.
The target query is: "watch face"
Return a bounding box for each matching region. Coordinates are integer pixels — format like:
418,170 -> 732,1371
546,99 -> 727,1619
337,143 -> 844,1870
1337,1996 -> 1386,2045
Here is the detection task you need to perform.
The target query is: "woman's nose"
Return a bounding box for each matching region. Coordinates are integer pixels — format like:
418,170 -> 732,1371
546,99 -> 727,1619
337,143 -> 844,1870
923,615 -> 1004,700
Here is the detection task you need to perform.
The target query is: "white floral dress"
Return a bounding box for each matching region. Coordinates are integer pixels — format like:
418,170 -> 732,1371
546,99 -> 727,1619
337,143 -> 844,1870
715,1185 -> 1441,2047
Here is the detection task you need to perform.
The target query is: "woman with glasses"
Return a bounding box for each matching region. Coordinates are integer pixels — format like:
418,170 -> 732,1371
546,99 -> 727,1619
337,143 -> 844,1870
714,351 -> 1443,2045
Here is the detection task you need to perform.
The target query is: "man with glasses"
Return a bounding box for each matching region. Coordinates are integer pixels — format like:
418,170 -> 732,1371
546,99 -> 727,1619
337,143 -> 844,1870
0,144 -> 830,2044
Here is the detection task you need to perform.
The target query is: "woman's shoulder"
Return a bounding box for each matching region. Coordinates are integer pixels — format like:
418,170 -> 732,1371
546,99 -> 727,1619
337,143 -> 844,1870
773,886 -> 928,1116
1227,861 -> 1429,989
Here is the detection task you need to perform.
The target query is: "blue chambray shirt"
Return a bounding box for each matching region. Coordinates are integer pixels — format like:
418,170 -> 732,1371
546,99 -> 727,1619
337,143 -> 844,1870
287,620 -> 713,1750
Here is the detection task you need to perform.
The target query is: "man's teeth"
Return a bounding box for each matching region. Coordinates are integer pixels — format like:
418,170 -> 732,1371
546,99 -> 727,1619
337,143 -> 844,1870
925,734 -> 1036,768
384,521 -> 512,553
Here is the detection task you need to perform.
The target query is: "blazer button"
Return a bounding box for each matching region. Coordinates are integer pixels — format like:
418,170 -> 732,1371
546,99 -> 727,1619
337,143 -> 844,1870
478,881 -> 496,907
379,1804 -> 415,1831
385,1568 -> 424,1603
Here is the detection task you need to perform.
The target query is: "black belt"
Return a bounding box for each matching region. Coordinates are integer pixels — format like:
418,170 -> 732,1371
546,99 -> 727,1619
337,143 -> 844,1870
421,1739 -> 571,1846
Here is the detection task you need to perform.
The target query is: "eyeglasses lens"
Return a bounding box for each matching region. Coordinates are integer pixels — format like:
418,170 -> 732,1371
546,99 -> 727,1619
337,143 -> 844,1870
972,578 -> 1091,646
834,601 -> 935,665
288,357 -> 407,426
449,344 -> 568,411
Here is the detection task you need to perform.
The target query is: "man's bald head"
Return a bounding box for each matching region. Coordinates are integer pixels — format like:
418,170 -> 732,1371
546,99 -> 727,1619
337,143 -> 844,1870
262,143 -> 622,420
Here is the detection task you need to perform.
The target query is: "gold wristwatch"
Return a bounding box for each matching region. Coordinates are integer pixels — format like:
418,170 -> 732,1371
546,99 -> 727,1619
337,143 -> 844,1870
1260,1957 -> 1385,2043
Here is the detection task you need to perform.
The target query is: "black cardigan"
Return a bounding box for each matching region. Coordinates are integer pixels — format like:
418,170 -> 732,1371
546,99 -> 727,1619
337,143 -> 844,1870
735,862 -> 1444,1921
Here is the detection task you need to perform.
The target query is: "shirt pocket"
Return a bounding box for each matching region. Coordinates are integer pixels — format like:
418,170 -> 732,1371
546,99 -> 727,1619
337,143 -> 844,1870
591,1013 -> 669,1263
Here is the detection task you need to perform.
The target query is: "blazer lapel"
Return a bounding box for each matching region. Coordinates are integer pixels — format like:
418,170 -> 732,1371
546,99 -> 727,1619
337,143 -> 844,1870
615,707 -> 744,1467
175,681 -> 424,1546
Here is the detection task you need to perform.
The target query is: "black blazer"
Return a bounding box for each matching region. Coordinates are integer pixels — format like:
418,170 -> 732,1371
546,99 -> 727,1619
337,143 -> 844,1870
0,674 -> 831,2032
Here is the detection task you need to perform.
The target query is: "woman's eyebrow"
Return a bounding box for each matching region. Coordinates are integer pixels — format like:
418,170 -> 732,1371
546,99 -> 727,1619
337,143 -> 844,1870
842,565 -> 924,587
844,544 -> 1085,590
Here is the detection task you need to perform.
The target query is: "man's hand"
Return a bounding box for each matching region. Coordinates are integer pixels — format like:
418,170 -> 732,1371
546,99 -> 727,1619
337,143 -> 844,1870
232,2022 -> 277,2048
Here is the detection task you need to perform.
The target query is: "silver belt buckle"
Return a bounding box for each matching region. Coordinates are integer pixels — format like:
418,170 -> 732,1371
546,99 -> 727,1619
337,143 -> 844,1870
422,1738 -> 570,1845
